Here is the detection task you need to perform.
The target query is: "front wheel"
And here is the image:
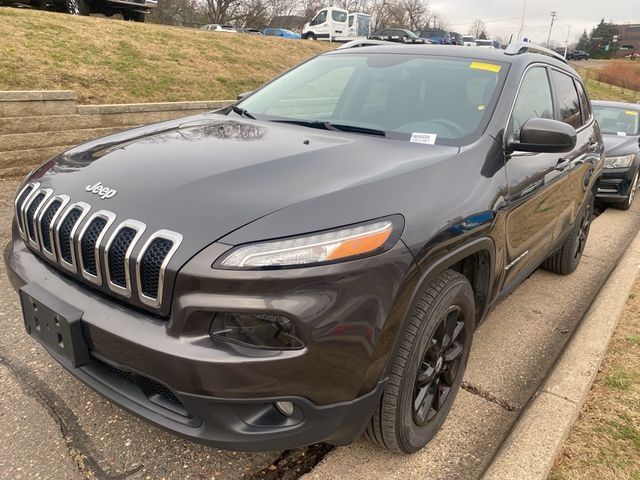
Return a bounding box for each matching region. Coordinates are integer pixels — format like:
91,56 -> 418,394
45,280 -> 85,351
66,0 -> 90,15
543,191 -> 593,275
304,33 -> 317,40
617,169 -> 639,211
365,270 -> 475,453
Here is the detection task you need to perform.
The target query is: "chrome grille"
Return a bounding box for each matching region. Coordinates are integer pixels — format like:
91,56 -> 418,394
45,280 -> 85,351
78,211 -> 116,284
104,220 -> 146,298
13,183 -> 182,310
14,182 -> 38,236
137,230 -> 183,308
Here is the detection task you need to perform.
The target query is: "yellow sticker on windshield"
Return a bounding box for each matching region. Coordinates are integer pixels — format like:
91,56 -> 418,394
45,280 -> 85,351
626,110 -> 639,116
470,61 -> 502,73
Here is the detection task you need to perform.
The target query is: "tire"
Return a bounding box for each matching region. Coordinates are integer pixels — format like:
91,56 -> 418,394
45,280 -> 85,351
617,169 -> 639,211
543,191 -> 594,275
65,0 -> 89,15
365,270 -> 475,453
122,11 -> 145,22
304,33 -> 317,40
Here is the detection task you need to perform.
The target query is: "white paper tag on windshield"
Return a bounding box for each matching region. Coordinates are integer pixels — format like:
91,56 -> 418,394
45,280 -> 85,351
410,132 -> 437,145
618,131 -> 627,136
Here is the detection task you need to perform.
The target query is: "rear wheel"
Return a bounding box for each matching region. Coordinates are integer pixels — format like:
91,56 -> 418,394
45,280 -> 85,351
66,0 -> 89,15
365,270 -> 474,453
122,11 -> 145,22
543,191 -> 593,275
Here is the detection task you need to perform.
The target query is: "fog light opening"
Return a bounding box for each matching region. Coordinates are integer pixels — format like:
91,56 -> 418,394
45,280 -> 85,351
209,312 -> 304,350
275,401 -> 294,417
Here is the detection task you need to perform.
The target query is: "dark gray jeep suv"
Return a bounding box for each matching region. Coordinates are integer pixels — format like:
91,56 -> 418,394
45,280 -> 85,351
5,42 -> 604,454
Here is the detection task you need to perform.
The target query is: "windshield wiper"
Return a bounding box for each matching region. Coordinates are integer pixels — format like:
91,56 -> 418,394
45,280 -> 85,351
231,105 -> 256,120
271,119 -> 386,137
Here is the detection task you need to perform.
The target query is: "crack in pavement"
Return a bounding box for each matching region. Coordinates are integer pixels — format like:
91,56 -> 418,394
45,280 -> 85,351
249,443 -> 334,480
461,381 -> 517,412
0,348 -> 144,480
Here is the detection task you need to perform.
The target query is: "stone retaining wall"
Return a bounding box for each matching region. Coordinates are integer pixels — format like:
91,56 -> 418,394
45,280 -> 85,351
0,91 -> 231,178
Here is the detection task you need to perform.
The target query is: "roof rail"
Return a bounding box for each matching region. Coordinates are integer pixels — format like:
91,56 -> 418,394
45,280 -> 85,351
336,39 -> 392,49
504,41 -> 567,64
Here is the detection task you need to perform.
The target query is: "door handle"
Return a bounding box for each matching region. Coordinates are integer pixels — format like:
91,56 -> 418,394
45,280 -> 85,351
555,158 -> 570,171
589,141 -> 599,153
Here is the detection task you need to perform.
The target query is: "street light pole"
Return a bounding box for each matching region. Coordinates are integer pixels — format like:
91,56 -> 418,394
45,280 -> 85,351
564,25 -> 571,58
517,0 -> 527,41
546,11 -> 557,47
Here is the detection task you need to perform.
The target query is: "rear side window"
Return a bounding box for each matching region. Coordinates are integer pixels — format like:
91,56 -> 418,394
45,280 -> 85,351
575,81 -> 592,125
511,67 -> 554,140
551,70 -> 582,128
332,10 -> 347,22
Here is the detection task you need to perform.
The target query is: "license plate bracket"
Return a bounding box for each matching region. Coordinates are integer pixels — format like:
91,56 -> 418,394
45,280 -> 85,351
19,283 -> 89,368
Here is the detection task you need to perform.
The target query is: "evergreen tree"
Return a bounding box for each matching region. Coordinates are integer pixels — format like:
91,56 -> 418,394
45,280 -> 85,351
576,29 -> 589,51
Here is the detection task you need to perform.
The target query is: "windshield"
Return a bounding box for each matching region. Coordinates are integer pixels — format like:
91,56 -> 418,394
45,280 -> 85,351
238,53 -> 507,145
593,106 -> 640,136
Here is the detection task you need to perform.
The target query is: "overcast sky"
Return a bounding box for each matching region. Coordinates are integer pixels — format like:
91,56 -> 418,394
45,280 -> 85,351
430,0 -> 637,45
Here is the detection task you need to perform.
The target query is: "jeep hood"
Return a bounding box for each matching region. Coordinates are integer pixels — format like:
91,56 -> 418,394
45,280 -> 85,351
28,113 -> 458,258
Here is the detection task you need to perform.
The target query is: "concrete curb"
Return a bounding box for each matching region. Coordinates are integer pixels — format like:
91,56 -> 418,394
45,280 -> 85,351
482,229 -> 640,480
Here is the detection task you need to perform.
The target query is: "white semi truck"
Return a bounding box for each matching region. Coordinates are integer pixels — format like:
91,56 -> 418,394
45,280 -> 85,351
302,7 -> 371,42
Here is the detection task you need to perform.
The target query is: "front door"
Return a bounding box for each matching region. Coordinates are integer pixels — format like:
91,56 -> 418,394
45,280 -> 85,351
502,66 -> 573,288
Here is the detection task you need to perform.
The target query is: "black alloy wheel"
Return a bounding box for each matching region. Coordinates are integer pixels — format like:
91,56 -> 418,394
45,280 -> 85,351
365,270 -> 475,453
543,190 -> 594,275
413,305 -> 465,426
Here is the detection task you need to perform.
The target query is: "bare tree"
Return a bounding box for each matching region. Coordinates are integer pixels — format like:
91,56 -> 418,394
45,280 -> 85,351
204,0 -> 243,23
148,0 -> 205,26
468,18 -> 486,38
403,0 -> 428,30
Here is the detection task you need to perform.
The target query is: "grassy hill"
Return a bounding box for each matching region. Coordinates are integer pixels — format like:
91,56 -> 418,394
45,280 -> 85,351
0,8 -> 334,104
0,9 -> 634,105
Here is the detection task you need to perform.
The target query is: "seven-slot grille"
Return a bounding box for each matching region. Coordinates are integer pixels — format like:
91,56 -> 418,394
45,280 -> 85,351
13,182 -> 182,309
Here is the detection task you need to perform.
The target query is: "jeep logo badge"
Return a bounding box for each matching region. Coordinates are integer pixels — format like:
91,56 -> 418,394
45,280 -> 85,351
85,181 -> 117,200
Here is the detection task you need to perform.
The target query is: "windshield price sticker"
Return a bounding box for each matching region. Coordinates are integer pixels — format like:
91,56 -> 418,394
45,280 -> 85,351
470,61 -> 502,73
617,131 -> 627,136
410,133 -> 438,145
626,111 -> 639,116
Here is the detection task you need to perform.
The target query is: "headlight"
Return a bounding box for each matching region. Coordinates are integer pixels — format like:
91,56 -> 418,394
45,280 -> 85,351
604,154 -> 635,169
216,216 -> 402,269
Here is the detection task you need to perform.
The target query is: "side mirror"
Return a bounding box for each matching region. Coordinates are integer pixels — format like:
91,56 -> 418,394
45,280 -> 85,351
236,91 -> 253,101
508,118 -> 577,153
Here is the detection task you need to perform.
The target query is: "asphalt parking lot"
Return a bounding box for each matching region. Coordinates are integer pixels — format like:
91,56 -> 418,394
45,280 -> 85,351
1,177 -> 640,480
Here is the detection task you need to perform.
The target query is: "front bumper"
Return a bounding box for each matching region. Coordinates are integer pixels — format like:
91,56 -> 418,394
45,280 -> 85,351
5,226 -> 414,450
596,166 -> 637,201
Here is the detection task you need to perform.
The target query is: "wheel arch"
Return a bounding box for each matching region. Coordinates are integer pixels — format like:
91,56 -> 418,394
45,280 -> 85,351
356,237 -> 497,397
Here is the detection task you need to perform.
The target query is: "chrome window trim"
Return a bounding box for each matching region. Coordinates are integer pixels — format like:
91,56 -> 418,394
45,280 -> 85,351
55,202 -> 92,273
136,230 -> 183,308
78,210 -> 117,285
24,188 -> 53,251
104,219 -> 147,298
36,194 -> 70,262
14,182 -> 40,240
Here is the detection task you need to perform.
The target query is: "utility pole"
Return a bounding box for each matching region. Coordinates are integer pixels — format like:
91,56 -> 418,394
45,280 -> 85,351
564,25 -> 571,58
517,0 -> 527,41
546,11 -> 557,47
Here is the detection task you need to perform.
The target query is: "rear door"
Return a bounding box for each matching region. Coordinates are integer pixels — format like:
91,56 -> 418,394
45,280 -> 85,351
551,73 -> 600,227
502,66 -> 573,287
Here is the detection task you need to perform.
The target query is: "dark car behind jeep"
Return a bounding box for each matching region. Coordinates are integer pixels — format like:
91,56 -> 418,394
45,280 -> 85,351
5,42 -> 603,454
593,100 -> 640,209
